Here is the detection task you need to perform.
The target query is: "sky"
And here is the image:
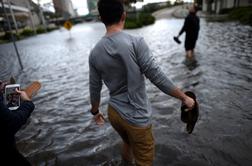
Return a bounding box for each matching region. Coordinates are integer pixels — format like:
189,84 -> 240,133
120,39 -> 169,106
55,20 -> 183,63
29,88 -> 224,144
32,0 -> 88,15
71,0 -> 88,15
34,0 -> 192,16
133,0 -> 175,9
133,0 -> 193,9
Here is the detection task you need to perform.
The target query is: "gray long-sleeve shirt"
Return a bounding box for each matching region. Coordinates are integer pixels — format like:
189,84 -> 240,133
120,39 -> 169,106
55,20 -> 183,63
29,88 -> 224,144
89,31 -> 175,126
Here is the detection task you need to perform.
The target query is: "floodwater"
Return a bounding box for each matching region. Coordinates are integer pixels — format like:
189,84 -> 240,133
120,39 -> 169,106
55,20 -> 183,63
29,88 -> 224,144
0,18 -> 252,166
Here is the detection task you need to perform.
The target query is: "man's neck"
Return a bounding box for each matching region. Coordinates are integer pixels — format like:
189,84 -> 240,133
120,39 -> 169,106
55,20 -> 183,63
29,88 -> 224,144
106,23 -> 123,36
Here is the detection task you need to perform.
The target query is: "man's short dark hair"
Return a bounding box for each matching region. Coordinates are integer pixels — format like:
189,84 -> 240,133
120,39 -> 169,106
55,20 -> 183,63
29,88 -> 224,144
98,0 -> 124,26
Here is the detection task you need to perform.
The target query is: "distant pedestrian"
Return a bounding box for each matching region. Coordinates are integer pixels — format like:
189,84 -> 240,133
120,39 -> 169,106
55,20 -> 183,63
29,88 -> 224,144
89,0 -> 195,165
177,5 -> 200,61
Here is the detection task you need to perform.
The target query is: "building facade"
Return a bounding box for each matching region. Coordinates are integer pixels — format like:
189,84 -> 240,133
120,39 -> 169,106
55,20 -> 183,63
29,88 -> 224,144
87,0 -> 98,15
0,0 -> 41,28
202,0 -> 252,13
53,0 -> 76,18
86,0 -> 143,15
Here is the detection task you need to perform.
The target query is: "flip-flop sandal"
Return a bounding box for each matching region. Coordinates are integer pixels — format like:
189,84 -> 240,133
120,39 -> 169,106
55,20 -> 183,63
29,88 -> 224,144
173,36 -> 181,44
181,91 -> 199,134
24,81 -> 42,99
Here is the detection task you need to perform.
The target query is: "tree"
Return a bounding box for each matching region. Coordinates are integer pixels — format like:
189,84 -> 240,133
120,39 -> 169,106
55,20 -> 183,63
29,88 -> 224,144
124,0 -> 143,5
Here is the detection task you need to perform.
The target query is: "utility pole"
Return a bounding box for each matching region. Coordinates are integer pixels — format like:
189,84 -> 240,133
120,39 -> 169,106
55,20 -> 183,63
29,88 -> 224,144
37,0 -> 47,31
26,0 -> 36,34
214,0 -> 217,14
7,0 -> 18,34
237,0 -> 240,7
0,0 -> 23,70
207,0 -> 212,13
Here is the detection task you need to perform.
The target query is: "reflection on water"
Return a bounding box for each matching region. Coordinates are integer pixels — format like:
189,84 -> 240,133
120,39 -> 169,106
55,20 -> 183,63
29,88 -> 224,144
0,19 -> 252,166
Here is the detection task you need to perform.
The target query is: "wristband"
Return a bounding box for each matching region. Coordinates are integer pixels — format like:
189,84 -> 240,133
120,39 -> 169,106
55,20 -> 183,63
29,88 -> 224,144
90,109 -> 99,116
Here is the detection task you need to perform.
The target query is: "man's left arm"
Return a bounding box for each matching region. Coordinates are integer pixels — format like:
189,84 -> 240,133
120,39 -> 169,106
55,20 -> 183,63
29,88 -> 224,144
135,38 -> 176,95
135,38 -> 195,109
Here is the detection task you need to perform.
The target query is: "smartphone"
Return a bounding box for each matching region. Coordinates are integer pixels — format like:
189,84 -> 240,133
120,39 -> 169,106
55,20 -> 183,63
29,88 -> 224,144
5,84 -> 20,110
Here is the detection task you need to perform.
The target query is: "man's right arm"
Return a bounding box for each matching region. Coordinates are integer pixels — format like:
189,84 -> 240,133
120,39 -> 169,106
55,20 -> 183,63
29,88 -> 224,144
178,17 -> 189,36
89,54 -> 102,114
89,54 -> 105,125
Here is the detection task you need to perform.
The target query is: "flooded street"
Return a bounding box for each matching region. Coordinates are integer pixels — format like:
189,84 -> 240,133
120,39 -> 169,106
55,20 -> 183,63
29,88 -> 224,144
0,18 -> 252,166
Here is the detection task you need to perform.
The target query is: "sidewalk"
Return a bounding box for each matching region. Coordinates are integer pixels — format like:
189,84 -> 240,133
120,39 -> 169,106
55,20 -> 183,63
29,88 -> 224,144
152,5 -> 212,19
152,6 -> 181,19
152,5 -> 188,20
172,5 -> 188,18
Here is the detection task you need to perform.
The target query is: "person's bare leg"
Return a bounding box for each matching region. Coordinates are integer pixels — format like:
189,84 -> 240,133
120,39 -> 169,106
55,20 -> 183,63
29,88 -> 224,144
188,50 -> 193,60
122,142 -> 133,163
186,51 -> 190,59
186,50 -> 194,60
192,49 -> 195,60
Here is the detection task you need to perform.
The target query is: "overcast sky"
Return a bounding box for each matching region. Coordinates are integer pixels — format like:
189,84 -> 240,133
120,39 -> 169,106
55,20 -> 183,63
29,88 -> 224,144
71,0 -> 88,15
33,0 -> 192,16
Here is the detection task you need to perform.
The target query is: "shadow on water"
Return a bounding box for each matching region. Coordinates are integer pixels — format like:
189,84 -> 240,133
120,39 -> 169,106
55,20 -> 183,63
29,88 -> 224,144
183,58 -> 199,71
0,19 -> 252,166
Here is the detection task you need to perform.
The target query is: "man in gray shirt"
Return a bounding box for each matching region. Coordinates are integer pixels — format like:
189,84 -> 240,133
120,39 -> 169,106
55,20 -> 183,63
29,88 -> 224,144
89,0 -> 195,165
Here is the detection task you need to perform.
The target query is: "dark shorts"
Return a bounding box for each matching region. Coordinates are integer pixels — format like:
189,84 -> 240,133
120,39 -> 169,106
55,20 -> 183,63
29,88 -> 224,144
185,37 -> 197,51
108,105 -> 154,166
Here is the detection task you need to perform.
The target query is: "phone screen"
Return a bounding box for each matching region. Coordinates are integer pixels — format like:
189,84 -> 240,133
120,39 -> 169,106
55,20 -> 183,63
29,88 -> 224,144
5,85 -> 20,110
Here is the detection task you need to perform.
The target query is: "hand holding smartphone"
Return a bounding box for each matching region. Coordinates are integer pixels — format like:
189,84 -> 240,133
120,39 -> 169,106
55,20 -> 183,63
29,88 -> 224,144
5,84 -> 20,110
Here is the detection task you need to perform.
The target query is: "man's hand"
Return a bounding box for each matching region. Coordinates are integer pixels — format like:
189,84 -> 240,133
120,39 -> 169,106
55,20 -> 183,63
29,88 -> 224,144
169,88 -> 195,110
183,96 -> 195,111
94,112 -> 105,125
16,89 -> 31,101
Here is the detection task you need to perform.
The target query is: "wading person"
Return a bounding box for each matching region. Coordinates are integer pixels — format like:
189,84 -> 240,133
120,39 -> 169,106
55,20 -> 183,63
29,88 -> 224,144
177,5 -> 200,61
89,0 -> 195,165
0,81 -> 35,166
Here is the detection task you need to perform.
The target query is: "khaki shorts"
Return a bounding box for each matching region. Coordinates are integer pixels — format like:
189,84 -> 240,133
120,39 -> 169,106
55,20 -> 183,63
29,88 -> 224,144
108,105 -> 155,166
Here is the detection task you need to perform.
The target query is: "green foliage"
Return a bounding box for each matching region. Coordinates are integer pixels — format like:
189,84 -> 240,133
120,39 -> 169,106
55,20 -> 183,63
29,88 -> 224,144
228,7 -> 252,25
125,12 -> 155,29
139,12 -> 155,25
125,18 -> 142,29
0,25 -> 60,43
44,12 -> 61,19
20,28 -> 34,37
124,1 -> 175,29
1,32 -> 20,41
36,27 -> 46,34
47,27 -> 59,32
174,1 -> 184,6
142,2 -> 172,13
70,18 -> 82,24
219,8 -> 233,14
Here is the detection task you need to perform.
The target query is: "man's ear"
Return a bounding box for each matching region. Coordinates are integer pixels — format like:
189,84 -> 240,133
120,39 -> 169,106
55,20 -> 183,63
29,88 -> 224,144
121,12 -> 126,22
